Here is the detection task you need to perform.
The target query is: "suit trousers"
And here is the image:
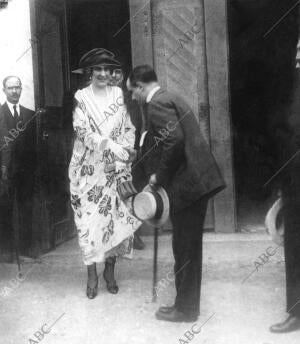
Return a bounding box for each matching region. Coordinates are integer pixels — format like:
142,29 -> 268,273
3,172 -> 35,256
282,162 -> 300,317
170,197 -> 208,316
0,186 -> 13,257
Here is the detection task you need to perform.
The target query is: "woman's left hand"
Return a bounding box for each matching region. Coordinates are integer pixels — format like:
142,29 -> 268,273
115,161 -> 127,172
124,147 -> 137,162
115,148 -> 137,163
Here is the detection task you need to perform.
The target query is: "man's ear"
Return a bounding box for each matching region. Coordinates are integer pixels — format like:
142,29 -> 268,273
136,81 -> 144,89
126,78 -> 131,90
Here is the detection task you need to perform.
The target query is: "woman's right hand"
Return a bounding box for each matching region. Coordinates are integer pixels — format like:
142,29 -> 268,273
109,141 -> 129,161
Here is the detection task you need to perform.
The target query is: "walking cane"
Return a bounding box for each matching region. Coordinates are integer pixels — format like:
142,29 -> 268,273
152,226 -> 159,302
13,189 -> 21,271
13,237 -> 21,272
14,234 -> 21,272
4,180 -> 21,271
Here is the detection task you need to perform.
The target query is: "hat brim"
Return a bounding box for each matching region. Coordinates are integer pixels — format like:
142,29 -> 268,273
142,185 -> 170,228
72,63 -> 121,74
265,197 -> 284,246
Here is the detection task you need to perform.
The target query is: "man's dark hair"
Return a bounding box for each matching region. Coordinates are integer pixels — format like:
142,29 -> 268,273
128,65 -> 157,87
3,76 -> 22,88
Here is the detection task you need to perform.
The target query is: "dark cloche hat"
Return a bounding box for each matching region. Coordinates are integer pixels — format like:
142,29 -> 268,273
72,48 -> 121,74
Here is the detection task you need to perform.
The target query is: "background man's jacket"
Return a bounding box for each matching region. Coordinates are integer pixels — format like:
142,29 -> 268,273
0,103 -> 36,180
140,88 -> 225,211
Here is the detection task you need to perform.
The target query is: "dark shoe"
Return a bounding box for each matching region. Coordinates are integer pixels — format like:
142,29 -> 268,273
86,263 -> 98,299
86,277 -> 98,299
155,308 -> 197,323
158,305 -> 176,313
103,257 -> 119,294
133,232 -> 145,250
270,315 -> 300,333
103,271 -> 119,294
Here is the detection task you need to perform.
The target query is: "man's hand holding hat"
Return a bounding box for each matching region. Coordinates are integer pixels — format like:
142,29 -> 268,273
149,174 -> 158,188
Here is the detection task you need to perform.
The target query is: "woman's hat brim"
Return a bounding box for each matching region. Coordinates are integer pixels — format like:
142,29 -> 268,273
72,48 -> 121,74
72,63 -> 121,74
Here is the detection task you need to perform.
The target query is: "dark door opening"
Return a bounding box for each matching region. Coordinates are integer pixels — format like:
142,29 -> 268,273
228,0 -> 299,231
66,0 -> 132,92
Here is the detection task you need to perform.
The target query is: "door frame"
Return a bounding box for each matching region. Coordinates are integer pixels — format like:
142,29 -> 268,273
29,0 -> 74,254
129,0 -> 236,232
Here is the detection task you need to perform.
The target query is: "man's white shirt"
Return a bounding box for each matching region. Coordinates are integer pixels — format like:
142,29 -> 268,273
140,86 -> 161,147
6,101 -> 20,117
146,86 -> 161,104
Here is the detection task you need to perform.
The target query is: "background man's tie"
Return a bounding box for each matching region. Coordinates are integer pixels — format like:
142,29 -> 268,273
13,105 -> 18,122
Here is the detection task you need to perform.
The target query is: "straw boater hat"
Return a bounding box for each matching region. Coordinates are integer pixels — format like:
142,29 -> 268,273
132,185 -> 170,227
72,48 -> 121,74
265,197 -> 284,246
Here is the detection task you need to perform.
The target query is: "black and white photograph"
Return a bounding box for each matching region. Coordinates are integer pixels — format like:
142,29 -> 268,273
0,0 -> 300,343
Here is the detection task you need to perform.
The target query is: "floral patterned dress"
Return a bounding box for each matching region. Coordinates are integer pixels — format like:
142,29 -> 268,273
69,85 -> 141,265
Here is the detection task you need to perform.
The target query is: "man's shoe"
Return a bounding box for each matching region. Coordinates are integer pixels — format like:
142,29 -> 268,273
158,305 -> 176,313
270,315 -> 300,333
155,308 -> 197,323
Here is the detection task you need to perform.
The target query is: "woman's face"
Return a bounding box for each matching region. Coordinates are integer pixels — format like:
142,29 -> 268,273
91,66 -> 111,88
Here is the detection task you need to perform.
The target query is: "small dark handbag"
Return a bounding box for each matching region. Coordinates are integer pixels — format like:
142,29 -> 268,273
117,181 -> 137,201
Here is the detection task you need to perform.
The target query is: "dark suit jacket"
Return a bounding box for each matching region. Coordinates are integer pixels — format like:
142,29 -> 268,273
0,102 -> 36,183
140,88 -> 226,211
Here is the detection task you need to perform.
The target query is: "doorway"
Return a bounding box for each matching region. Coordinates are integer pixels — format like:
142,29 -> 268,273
228,0 -> 299,231
31,0 -> 135,254
67,0 -> 132,92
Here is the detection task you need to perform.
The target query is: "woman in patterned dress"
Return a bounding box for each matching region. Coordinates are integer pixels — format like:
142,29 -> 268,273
69,49 -> 141,299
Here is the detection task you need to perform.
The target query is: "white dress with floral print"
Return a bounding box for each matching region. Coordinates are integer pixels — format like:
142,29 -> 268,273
69,85 -> 141,265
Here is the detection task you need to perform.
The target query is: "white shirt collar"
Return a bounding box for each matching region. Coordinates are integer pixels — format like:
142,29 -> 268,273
146,86 -> 161,103
6,101 -> 20,117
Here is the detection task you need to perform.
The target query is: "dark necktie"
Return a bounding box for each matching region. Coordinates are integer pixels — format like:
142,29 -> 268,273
141,103 -> 149,132
13,105 -> 18,121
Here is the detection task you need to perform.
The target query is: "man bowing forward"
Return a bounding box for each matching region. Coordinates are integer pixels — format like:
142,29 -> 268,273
127,65 -> 225,322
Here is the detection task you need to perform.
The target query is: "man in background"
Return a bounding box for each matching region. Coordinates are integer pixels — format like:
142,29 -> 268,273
0,76 -> 36,257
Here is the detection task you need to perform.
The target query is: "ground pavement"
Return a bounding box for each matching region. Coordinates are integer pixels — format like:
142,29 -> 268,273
0,232 -> 298,344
